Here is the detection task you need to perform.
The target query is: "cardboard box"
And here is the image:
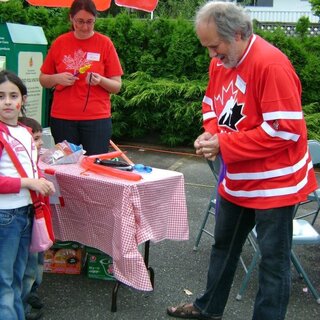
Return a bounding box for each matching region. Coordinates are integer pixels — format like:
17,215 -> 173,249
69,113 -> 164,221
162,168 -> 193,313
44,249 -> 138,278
44,241 -> 84,274
85,247 -> 115,281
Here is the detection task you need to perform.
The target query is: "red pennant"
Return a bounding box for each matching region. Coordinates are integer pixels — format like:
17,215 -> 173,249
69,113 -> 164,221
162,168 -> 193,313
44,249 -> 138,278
27,0 -> 112,11
115,0 -> 158,12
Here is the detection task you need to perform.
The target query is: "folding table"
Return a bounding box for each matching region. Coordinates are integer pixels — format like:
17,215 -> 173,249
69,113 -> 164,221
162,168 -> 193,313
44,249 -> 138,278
39,160 -> 189,311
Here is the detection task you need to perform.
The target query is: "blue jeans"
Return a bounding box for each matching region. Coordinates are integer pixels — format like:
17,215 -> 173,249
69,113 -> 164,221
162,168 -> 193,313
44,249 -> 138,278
0,205 -> 33,320
22,252 -> 44,314
50,117 -> 112,156
194,196 -> 294,320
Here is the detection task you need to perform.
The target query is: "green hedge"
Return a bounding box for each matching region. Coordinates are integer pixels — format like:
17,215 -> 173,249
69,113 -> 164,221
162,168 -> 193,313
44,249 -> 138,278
95,15 -> 210,80
1,0 -> 320,146
111,72 -> 206,146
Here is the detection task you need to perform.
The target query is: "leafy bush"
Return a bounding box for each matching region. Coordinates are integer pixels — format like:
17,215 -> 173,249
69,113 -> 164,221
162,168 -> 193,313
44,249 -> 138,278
304,103 -> 320,140
111,72 -> 206,146
0,0 -> 26,24
296,16 -> 311,38
98,15 -> 209,80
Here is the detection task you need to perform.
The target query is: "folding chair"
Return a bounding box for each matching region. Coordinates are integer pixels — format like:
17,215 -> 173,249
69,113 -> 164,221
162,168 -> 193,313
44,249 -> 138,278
236,218 -> 320,304
193,158 -> 220,251
294,140 -> 320,225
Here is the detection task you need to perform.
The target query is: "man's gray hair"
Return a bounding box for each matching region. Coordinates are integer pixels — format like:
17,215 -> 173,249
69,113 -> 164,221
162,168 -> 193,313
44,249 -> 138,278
195,1 -> 253,42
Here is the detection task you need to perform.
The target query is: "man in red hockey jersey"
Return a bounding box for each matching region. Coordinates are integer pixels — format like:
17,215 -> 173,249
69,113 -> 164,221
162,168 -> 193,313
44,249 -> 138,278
167,2 -> 317,320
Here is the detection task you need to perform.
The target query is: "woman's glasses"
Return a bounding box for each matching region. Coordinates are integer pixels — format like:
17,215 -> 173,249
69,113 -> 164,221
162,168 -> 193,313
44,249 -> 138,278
73,18 -> 95,26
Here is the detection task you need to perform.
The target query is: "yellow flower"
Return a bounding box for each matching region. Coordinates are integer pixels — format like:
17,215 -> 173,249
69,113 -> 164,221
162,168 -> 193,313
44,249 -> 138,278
78,64 -> 91,74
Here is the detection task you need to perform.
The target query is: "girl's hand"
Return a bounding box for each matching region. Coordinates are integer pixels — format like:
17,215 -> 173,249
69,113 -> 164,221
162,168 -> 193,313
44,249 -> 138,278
21,178 -> 56,196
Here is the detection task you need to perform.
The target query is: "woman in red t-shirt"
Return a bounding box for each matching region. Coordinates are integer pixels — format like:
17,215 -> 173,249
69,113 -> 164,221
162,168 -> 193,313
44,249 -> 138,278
39,0 -> 123,155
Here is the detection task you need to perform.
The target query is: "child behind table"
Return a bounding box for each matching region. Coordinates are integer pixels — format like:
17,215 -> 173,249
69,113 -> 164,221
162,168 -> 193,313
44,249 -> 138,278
19,116 -> 45,320
19,117 -> 43,156
0,70 -> 55,320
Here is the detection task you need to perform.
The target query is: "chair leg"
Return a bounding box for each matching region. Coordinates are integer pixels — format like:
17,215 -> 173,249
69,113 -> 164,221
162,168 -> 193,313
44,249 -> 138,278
311,208 -> 320,225
291,250 -> 320,304
194,159 -> 219,251
293,190 -> 320,225
236,250 -> 260,301
193,203 -> 215,251
293,203 -> 300,218
290,251 -> 303,279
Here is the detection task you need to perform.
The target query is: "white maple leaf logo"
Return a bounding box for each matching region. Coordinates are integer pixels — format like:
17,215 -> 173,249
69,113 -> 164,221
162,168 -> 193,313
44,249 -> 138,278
63,49 -> 91,74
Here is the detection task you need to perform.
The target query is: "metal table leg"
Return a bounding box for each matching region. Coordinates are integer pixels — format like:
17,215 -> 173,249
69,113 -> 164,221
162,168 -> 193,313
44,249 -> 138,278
110,240 -> 154,312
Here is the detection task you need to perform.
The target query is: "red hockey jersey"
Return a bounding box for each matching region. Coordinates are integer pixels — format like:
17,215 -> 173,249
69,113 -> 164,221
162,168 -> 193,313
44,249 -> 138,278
202,35 -> 317,209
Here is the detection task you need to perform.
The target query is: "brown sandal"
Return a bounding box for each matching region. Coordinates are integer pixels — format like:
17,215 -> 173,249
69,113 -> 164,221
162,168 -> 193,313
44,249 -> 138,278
167,303 -> 200,319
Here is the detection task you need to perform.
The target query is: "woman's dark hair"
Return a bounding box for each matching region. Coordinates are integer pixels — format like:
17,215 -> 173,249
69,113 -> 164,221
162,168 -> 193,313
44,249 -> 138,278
0,69 -> 27,116
70,0 -> 97,18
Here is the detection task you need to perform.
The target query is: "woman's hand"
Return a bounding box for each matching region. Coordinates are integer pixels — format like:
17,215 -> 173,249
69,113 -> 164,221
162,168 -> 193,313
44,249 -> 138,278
39,72 -> 78,88
39,72 -> 79,88
56,72 -> 79,86
86,73 -> 122,93
86,72 -> 100,86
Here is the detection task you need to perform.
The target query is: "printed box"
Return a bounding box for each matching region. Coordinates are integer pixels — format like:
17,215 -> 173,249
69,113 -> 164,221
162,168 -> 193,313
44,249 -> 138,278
85,246 -> 115,281
44,241 -> 84,274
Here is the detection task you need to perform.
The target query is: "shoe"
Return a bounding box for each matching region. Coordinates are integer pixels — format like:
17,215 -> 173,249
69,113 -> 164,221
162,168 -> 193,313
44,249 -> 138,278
167,303 -> 200,319
27,295 -> 45,309
25,309 -> 44,320
167,303 -> 222,319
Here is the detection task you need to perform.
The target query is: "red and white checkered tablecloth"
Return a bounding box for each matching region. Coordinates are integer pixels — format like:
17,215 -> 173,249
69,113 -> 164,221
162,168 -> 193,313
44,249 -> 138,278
39,161 -> 189,291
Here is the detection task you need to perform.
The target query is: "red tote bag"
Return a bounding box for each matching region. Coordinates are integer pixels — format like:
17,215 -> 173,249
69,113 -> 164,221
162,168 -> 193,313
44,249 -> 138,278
0,134 -> 55,252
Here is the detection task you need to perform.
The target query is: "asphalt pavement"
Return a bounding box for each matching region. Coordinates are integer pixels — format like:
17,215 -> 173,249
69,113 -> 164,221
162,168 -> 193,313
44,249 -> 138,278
38,142 -> 320,320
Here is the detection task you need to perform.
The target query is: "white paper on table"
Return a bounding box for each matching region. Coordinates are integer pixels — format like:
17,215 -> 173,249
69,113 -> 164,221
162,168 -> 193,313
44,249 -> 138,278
43,171 -> 64,205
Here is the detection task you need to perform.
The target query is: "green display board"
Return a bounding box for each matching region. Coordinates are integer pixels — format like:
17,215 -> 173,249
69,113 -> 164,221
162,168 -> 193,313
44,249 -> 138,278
0,22 -> 48,126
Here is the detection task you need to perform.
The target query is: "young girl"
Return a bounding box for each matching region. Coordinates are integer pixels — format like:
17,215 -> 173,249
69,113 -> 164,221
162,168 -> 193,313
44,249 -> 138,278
0,70 -> 55,320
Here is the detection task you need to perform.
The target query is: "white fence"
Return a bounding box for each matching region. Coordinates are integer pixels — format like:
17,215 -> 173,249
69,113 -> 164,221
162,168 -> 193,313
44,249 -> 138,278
256,22 -> 320,36
245,10 -> 319,23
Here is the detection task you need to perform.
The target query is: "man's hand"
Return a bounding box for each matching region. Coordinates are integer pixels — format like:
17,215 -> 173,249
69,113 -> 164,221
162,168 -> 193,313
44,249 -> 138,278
194,132 -> 220,160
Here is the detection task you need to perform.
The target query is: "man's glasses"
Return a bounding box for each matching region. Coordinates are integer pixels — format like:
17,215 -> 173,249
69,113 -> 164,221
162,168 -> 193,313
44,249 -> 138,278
73,18 -> 95,26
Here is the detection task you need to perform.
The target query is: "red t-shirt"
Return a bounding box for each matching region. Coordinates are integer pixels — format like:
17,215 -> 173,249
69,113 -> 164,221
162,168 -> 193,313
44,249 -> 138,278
41,32 -> 123,120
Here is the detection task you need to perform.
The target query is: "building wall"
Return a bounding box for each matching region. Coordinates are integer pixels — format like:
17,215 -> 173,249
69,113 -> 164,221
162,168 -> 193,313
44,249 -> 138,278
242,0 -> 318,23
250,0 -> 312,11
